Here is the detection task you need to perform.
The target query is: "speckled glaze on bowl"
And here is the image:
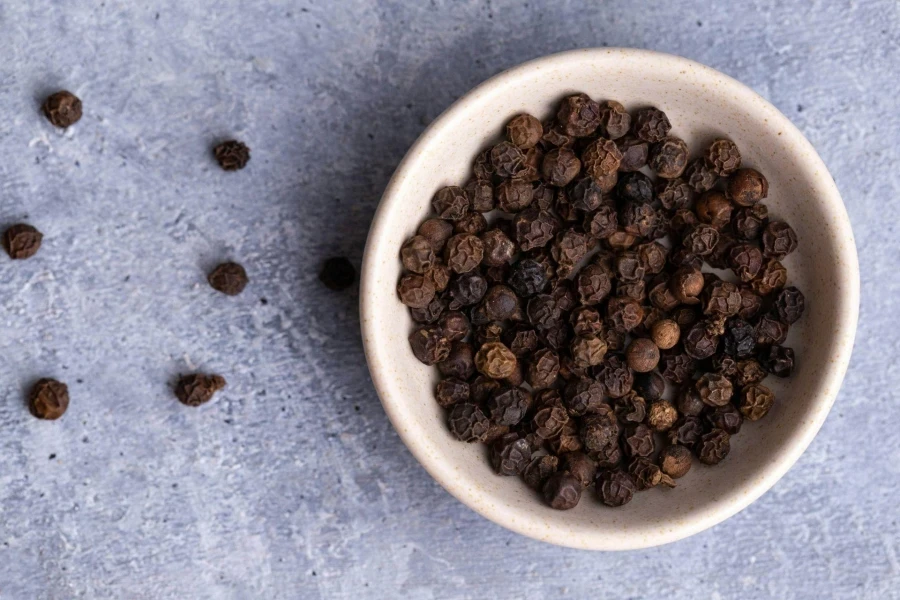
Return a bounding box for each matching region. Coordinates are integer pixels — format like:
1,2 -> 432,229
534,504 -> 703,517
360,48 -> 859,550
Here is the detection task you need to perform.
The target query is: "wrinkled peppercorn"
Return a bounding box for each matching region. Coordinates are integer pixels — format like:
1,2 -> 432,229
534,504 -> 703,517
213,140 -> 250,171
774,286 -> 805,324
706,403 -> 744,435
683,158 -> 718,193
563,377 -> 605,416
491,142 -> 528,178
762,221 -> 799,259
448,403 -> 490,442
208,262 -> 249,296
397,273 -> 435,309
614,391 -> 647,424
438,342 -> 475,380
543,471 -> 583,510
29,378 -> 70,419
705,139 -> 741,176
490,436 -> 532,476
659,350 -> 696,385
435,378 -> 469,408
524,455 -> 559,490
474,341 -> 518,379
632,107 -> 671,143
629,457 -> 676,490
647,400 -> 678,432
506,113 -> 543,149
175,373 -> 226,407
43,90 -> 83,128
752,258 -> 788,296
3,224 -> 43,260
557,93 -> 602,137
401,235 -> 436,274
596,469 -> 636,507
616,136 -> 649,172
581,407 -> 620,452
617,171 -> 654,204
648,136 -> 689,179
764,345 -> 795,377
607,297 -> 644,333
755,314 -> 788,346
445,234 -> 484,274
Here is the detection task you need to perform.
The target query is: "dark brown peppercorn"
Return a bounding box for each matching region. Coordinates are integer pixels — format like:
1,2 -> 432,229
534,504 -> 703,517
569,177 -> 605,212
648,136 -> 689,179
505,326 -> 539,357
29,378 -> 70,419
616,136 -> 649,172
445,234 -> 484,274
620,201 -> 659,237
581,406 -> 620,453
727,168 -> 768,206
632,107 -> 671,143
491,142 -> 528,178
629,458 -> 676,490
668,416 -> 704,446
454,212 -> 487,235
732,203 -> 769,241
557,93 -> 602,137
506,113 -> 543,149
638,242 -> 668,275
543,471 -> 583,510
773,286 -> 805,325
697,428 -> 731,465
659,445 -> 692,479
514,208 -> 560,251
470,375 -> 502,404
397,273 -> 435,308
448,403 -> 490,442
3,224 -> 43,260
670,266 -> 704,304
208,262 -> 249,296
551,229 -> 591,279
410,295 -> 446,324
532,403 -> 569,441
695,191 -> 734,230
728,243 -> 764,282
401,235 -> 436,274
560,452 -> 599,489
582,137 -> 623,179
633,372 -> 666,403
596,470 -> 637,507
418,218 -> 454,252
677,387 -> 705,417
683,320 -> 720,360
705,139 -> 741,176
683,224 -> 721,256
42,90 -> 83,128
735,358 -> 768,387
722,318 -> 757,358
542,147 -> 582,187
408,325 -> 451,365
490,436 -> 532,476
496,178 -> 535,212
696,373 -> 734,407
574,264 -> 611,306
571,334 -> 608,369
524,455 -> 559,490
435,378 -> 469,408
617,171 -> 654,204
755,314 -> 789,346
570,307 -> 603,337
432,186 -> 469,221
563,377 -> 605,417
213,140 -> 250,171
683,158 -> 718,193
606,297 -> 644,333
448,272 -> 487,307
762,221 -> 799,259
527,348 -> 561,390
669,210 -> 700,238
437,342 -> 475,380
465,178 -> 495,212
175,373 -> 226,407
488,386 -> 531,427
615,391 -> 647,424
597,100 -> 632,139
623,423 -> 655,458
706,403 -> 744,435
752,258 -> 788,296
625,338 -> 660,373
764,345 -> 795,377
660,350 -> 696,384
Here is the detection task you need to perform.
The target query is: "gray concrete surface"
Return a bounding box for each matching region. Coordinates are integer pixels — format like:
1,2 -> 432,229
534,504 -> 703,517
0,1 -> 896,598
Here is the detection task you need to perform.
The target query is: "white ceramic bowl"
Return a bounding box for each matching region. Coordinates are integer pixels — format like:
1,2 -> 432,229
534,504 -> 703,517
360,48 -> 859,550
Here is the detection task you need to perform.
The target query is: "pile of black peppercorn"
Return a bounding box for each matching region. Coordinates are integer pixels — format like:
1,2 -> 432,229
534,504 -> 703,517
397,94 -> 804,510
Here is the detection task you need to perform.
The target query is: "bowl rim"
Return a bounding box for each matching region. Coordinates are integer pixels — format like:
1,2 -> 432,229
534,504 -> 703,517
359,47 -> 860,550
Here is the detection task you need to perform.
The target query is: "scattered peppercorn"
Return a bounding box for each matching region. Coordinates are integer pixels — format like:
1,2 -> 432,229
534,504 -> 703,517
3,224 -> 43,260
29,378 -> 69,420
208,262 -> 249,296
175,373 -> 226,407
213,140 -> 250,171
42,91 -> 82,128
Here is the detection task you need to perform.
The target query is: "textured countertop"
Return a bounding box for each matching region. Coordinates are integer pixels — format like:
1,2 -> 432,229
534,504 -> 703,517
0,1 -> 896,598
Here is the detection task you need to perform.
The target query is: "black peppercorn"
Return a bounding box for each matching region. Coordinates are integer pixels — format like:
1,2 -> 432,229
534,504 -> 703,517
3,224 -> 43,260
175,373 -> 226,407
43,91 -> 83,128
29,378 -> 70,419
209,262 -> 249,296
213,140 -> 251,171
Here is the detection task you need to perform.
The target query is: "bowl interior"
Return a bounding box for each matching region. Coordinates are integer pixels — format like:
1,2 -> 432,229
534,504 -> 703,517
361,49 -> 858,550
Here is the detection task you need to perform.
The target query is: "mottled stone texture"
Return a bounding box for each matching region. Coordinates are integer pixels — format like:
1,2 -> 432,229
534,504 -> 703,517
0,1 -> 895,598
